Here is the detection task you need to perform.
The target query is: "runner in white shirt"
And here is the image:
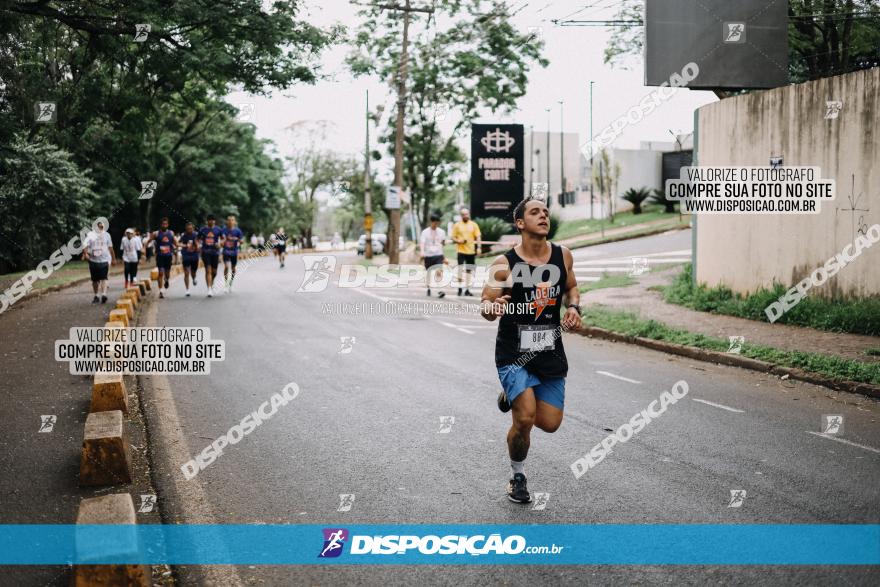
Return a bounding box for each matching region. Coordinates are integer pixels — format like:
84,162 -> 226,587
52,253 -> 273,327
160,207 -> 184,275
419,213 -> 447,298
120,228 -> 142,289
82,220 -> 115,304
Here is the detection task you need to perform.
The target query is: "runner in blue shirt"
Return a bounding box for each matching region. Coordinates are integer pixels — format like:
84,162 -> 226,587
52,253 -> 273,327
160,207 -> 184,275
222,215 -> 244,291
179,222 -> 200,297
151,217 -> 177,299
198,214 -> 224,298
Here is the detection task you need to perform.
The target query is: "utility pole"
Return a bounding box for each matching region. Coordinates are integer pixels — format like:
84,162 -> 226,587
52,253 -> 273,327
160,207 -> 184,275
559,100 -> 565,207
545,107 -> 550,205
379,0 -> 433,265
364,90 -> 373,259
589,81 -> 594,219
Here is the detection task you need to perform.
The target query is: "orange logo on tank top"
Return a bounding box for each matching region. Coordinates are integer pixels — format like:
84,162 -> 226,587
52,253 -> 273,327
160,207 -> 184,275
530,281 -> 557,320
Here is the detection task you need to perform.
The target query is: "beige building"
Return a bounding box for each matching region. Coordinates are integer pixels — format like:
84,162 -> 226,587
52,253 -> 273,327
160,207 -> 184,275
694,67 -> 879,298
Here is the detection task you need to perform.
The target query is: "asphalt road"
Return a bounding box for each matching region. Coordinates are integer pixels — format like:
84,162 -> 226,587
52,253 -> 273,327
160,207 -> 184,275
142,233 -> 880,586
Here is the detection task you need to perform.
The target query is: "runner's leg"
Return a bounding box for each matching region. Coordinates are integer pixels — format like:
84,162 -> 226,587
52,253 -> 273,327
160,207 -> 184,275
507,388 -> 535,503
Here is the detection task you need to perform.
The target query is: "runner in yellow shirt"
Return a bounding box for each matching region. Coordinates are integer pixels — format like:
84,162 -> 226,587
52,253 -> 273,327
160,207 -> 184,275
451,207 -> 481,296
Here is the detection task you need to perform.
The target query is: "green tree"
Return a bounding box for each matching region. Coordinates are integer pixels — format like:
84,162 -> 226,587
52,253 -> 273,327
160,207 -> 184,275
348,0 -> 548,226
284,124 -> 358,248
0,0 -> 337,261
0,136 -> 96,272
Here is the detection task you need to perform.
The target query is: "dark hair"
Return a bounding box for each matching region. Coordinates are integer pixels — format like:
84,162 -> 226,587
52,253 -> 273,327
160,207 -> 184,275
429,213 -> 440,222
206,214 -> 215,221
512,197 -> 545,231
186,221 -> 194,227
160,216 -> 169,223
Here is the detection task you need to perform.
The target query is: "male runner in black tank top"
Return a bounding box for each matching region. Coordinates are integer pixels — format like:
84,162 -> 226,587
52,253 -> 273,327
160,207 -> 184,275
480,198 -> 582,503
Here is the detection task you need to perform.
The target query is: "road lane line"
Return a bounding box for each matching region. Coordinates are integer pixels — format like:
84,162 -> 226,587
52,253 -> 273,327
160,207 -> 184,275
596,370 -> 641,384
691,398 -> 745,413
806,431 -> 880,454
439,321 -> 474,335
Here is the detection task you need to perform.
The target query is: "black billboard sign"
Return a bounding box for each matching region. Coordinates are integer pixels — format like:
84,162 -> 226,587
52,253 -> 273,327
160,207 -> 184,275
469,124 -> 524,221
644,0 -> 788,89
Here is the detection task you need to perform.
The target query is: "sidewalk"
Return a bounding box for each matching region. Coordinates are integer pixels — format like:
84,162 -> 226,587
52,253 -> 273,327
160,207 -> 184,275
556,216 -> 690,248
583,267 -> 879,365
0,261 -> 126,312
0,276 -> 164,585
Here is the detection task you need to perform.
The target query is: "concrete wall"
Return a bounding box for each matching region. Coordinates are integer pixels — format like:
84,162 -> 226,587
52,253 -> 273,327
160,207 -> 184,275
611,148 -> 663,213
695,67 -> 879,298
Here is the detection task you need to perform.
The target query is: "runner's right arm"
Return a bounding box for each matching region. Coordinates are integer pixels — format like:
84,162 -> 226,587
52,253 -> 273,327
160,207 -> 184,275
480,255 -> 511,322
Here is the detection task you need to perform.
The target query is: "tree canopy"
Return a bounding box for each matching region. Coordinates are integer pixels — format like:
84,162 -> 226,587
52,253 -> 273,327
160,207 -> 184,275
0,0 -> 337,271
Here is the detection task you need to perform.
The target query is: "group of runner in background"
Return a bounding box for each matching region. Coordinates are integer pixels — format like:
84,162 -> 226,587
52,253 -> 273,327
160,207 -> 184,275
80,215 -> 288,303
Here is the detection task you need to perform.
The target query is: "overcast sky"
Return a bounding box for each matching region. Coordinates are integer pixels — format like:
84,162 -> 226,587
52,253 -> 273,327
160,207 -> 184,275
226,0 -> 717,179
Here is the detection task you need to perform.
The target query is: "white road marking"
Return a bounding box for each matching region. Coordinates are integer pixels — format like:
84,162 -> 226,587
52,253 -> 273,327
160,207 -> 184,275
596,370 -> 642,384
806,431 -> 880,454
691,398 -> 745,413
439,321 -> 474,335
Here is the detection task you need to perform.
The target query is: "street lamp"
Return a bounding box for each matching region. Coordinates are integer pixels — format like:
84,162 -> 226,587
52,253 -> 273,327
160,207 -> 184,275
589,81 -> 594,218
559,100 -> 565,207
545,107 -> 551,205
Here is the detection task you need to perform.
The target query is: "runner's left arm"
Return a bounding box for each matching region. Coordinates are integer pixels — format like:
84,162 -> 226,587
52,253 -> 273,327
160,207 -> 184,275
108,234 -> 116,265
561,246 -> 582,330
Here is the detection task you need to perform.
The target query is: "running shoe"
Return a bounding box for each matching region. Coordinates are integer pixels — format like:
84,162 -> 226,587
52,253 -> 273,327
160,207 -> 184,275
100,295 -> 107,304
92,296 -> 99,304
438,291 -> 446,299
464,290 -> 474,296
497,390 -> 511,413
159,291 -> 164,299
506,473 -> 531,503
426,288 -> 431,297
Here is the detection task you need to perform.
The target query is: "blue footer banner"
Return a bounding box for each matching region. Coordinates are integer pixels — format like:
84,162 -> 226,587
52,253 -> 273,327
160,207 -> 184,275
0,525 -> 878,565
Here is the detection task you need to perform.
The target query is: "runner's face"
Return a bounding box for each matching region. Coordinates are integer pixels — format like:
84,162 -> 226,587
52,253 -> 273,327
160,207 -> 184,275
461,210 -> 470,222
431,220 -> 439,229
227,218 -> 235,228
519,201 -> 550,236
161,220 -> 169,230
207,219 -> 215,227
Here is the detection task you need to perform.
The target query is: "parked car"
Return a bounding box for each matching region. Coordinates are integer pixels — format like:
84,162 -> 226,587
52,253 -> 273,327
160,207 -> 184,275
356,234 -> 385,255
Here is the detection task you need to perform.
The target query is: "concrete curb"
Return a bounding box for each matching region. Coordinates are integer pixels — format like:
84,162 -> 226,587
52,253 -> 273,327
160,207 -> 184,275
74,493 -> 150,586
471,221 -> 691,258
575,325 -> 880,399
566,222 -> 690,251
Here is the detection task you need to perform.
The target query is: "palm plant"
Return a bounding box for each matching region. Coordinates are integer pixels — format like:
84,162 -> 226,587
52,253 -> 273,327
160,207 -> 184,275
622,187 -> 652,214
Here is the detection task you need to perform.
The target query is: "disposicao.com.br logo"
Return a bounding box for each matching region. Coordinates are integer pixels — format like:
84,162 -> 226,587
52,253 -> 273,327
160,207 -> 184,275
319,529 -> 563,558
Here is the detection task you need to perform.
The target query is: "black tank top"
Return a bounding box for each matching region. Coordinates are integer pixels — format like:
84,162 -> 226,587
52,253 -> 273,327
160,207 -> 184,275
495,243 -> 568,378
